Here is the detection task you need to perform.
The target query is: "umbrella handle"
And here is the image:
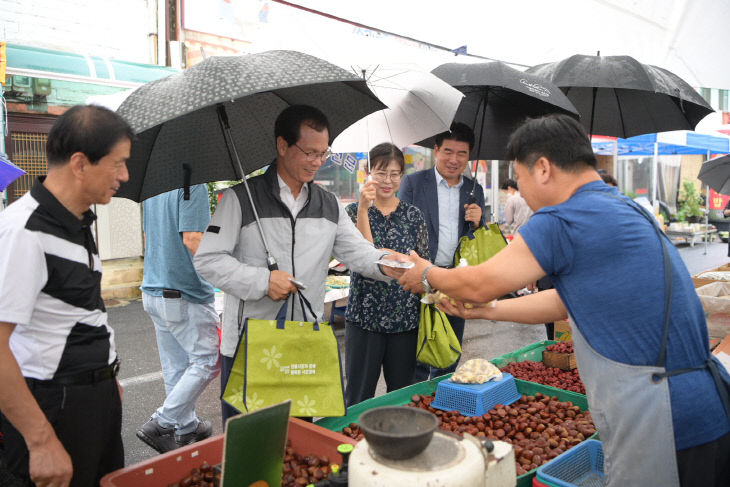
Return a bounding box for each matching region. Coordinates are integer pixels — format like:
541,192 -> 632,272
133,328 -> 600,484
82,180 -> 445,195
216,104 -> 279,271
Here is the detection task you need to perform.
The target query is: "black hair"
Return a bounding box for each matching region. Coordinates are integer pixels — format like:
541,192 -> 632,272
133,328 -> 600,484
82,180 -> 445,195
434,122 -> 475,151
501,178 -> 518,191
601,173 -> 618,186
368,142 -> 405,173
505,115 -> 596,171
274,105 -> 330,146
46,105 -> 133,167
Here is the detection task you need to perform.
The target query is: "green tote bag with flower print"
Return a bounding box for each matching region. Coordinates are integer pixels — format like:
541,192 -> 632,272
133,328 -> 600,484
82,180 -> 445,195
454,223 -> 508,267
223,293 -> 346,417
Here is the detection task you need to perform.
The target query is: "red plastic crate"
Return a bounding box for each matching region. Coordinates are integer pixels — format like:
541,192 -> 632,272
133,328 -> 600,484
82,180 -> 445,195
100,418 -> 355,486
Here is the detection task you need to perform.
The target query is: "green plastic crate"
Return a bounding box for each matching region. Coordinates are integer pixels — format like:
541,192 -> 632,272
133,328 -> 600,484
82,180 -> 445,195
490,340 -> 556,368
315,377 -> 592,487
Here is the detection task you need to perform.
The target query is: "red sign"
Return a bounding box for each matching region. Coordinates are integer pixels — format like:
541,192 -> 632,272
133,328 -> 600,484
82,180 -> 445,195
710,188 -> 730,210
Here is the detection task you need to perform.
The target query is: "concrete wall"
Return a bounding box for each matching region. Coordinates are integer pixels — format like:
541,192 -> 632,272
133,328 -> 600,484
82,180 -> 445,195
0,0 -> 155,63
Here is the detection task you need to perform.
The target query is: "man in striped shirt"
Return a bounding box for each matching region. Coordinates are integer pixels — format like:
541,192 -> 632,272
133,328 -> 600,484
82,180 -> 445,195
0,105 -> 132,487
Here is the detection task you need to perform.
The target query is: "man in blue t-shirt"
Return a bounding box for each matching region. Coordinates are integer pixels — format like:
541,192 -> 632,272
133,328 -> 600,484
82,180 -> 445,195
389,115 -> 730,486
137,184 -> 220,453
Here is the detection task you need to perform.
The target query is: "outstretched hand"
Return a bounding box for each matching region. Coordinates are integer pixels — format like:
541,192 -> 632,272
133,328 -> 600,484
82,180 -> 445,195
395,251 -> 431,293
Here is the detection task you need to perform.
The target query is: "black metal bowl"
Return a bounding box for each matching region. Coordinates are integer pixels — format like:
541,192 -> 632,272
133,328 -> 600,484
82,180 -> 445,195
358,406 -> 439,460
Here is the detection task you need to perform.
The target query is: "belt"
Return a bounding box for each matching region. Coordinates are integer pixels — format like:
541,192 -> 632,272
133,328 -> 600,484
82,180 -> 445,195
30,360 -> 121,387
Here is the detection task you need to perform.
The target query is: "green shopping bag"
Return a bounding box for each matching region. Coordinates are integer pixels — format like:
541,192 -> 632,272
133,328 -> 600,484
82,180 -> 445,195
223,293 -> 345,417
454,223 -> 508,267
416,301 -> 462,369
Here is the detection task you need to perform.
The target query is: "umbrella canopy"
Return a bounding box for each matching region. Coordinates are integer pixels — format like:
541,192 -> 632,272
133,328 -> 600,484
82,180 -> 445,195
331,66 -> 463,153
526,54 -> 714,138
116,50 -> 385,202
416,61 -> 579,160
698,154 -> 730,195
0,153 -> 26,192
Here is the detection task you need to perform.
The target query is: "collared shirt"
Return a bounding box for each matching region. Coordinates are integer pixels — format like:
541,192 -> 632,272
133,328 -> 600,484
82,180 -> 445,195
0,178 -> 116,380
434,167 -> 463,266
277,173 -> 309,219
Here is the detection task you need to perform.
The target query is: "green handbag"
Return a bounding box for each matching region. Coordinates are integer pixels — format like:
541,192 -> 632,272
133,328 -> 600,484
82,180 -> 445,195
454,223 -> 508,267
416,301 -> 462,370
222,293 -> 346,417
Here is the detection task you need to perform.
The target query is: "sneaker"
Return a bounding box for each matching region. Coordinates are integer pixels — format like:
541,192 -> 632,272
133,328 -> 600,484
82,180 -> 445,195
175,419 -> 213,446
136,417 -> 177,453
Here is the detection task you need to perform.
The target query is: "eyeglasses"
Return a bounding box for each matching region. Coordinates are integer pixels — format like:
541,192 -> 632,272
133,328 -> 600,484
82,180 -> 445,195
293,143 -> 332,162
371,171 -> 403,183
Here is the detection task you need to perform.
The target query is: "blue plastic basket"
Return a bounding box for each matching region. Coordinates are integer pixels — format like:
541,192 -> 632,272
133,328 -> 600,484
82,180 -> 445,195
536,439 -> 605,487
430,373 -> 521,416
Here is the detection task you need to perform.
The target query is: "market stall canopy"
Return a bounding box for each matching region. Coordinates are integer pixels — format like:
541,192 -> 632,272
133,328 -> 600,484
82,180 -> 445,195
291,0 -> 730,89
592,130 -> 730,156
5,43 -> 177,88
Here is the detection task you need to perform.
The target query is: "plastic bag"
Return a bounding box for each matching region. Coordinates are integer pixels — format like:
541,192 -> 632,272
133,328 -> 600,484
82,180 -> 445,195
451,358 -> 503,384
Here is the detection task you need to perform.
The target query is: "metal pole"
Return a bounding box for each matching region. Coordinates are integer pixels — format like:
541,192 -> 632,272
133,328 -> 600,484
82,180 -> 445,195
651,142 -> 659,213
491,160 -> 499,222
216,105 -> 278,271
704,150 -> 711,255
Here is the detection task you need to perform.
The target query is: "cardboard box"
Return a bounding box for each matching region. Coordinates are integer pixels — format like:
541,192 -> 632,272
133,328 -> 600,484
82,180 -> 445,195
542,350 -> 577,370
553,320 -> 571,342
100,418 -> 355,487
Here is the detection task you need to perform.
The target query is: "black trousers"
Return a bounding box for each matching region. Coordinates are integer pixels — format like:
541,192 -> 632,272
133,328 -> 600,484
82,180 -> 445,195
344,322 -> 418,407
1,377 -> 123,487
676,429 -> 730,487
413,313 -> 466,381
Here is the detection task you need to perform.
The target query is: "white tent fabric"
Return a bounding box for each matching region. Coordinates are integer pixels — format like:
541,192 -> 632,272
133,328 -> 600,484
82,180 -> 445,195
266,0 -> 730,89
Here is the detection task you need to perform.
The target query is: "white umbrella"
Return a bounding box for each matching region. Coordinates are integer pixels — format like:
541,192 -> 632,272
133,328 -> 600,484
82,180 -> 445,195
331,65 -> 463,154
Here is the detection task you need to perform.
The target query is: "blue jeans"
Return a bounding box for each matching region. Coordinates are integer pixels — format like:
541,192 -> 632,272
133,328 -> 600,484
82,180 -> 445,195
143,293 -> 220,434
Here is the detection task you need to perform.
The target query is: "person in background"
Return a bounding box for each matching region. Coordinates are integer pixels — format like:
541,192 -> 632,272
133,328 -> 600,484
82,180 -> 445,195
136,184 -> 220,453
392,114 -> 730,487
399,122 -> 486,381
344,143 -> 429,405
194,105 -> 401,424
601,172 -> 618,186
500,178 -> 533,234
0,105 -> 130,487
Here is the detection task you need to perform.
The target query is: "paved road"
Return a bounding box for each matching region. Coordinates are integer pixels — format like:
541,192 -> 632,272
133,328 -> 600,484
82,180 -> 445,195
112,240 -> 729,467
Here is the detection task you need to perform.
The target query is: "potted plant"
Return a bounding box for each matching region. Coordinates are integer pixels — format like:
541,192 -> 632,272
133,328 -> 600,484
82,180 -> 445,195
676,180 -> 704,223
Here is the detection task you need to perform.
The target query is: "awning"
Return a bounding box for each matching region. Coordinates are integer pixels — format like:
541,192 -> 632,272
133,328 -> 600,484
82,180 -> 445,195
6,43 -> 177,88
592,131 -> 730,156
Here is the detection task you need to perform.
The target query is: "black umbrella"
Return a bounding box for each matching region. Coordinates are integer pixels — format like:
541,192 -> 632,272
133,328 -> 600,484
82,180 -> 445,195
526,54 -> 713,138
698,154 -> 730,195
116,50 -> 385,202
117,50 -> 385,270
417,61 -> 580,161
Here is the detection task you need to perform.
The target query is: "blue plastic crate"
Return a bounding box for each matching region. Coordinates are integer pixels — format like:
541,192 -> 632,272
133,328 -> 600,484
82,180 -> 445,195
430,373 -> 521,416
536,439 -> 605,487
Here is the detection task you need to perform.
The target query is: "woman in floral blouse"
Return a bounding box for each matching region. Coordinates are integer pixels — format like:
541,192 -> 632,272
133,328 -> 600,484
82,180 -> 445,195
344,143 -> 429,406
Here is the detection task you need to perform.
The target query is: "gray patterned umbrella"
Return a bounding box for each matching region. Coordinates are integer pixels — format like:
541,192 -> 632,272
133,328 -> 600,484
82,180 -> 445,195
116,50 -> 385,202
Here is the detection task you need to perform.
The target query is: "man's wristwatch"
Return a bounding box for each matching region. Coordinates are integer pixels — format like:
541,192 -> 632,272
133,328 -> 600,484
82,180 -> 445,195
421,265 -> 436,294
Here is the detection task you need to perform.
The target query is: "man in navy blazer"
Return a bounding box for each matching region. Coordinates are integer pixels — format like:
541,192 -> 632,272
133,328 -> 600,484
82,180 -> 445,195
399,122 -> 486,381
